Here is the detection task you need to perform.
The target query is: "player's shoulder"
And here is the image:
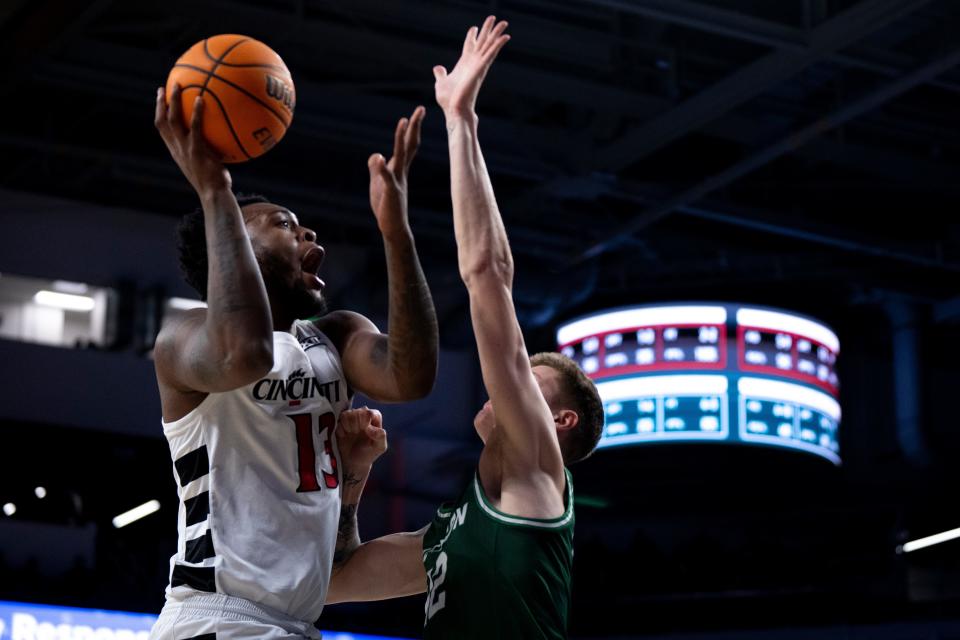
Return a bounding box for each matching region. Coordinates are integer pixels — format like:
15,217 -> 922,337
153,308 -> 209,399
312,309 -> 377,332
310,310 -> 379,349
155,307 -> 207,359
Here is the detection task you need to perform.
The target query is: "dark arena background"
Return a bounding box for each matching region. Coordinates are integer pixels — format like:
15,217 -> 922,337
1,1 -> 960,638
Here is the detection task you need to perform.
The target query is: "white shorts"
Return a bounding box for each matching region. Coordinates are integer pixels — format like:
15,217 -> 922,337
148,591 -> 323,640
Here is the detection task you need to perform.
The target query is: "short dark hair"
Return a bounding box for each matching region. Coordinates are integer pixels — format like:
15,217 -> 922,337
530,352 -> 605,464
176,193 -> 269,300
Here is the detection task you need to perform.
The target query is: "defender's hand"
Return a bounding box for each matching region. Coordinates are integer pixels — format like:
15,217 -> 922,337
154,85 -> 232,197
368,106 -> 425,239
336,407 -> 388,474
433,16 -> 510,119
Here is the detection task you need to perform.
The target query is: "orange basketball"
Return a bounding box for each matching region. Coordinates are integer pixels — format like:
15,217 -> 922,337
165,34 -> 295,163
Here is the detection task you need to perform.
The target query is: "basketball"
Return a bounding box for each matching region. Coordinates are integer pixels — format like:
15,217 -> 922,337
165,34 -> 295,163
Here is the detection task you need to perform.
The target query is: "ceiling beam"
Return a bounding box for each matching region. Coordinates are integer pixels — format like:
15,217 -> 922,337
675,205 -> 960,272
47,30 -> 958,190
579,0 -> 806,50
581,0 -> 960,92
580,46 -> 960,261
593,0 -> 934,171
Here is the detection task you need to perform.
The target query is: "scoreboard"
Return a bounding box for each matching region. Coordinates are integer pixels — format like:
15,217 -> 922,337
557,304 -> 841,464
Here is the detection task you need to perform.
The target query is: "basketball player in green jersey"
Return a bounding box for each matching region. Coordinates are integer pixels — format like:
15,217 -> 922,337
326,17 -> 604,639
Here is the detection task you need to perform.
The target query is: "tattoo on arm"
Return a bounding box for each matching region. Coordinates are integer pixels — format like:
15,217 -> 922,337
208,217 -> 263,314
333,503 -> 360,570
381,235 -> 439,394
342,470 -> 365,488
370,336 -> 388,368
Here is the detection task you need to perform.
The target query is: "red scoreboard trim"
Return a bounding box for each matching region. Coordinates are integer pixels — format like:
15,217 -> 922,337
737,324 -> 839,397
559,323 -> 727,380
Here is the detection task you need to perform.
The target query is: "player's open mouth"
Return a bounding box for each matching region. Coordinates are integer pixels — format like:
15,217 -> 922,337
301,247 -> 326,289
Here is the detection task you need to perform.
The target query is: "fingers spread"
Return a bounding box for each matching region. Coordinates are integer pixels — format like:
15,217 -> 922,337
167,83 -> 185,134
367,152 -> 388,177
154,87 -> 166,128
479,19 -> 509,58
404,106 -> 424,170
392,117 -> 408,170
483,34 -> 511,63
463,26 -> 479,53
190,95 -> 204,132
478,15 -> 496,43
432,65 -> 448,81
482,20 -> 509,53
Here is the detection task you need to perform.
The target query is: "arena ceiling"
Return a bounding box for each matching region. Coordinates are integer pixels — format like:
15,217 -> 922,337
2,0 -> 959,330
1,0 -> 959,632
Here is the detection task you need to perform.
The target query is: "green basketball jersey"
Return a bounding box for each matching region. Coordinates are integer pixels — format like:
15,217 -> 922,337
421,468 -> 575,639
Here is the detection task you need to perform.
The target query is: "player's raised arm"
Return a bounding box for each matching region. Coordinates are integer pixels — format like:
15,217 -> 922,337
153,86 -> 274,397
322,107 -> 439,403
435,19 -> 564,480
327,408 -> 428,604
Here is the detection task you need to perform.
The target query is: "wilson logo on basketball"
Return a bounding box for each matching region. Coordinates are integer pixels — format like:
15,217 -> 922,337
265,75 -> 295,111
253,127 -> 276,150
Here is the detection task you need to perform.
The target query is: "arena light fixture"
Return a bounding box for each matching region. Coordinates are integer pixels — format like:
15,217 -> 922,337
900,526 -> 960,553
51,280 -> 90,295
34,487 -> 46,499
34,290 -> 95,312
112,500 -> 161,529
168,297 -> 207,311
3,503 -> 15,516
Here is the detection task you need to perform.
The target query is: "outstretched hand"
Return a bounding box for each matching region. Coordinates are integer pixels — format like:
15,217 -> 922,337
368,106 -> 425,238
154,84 -> 231,197
433,16 -> 510,118
336,407 -> 388,478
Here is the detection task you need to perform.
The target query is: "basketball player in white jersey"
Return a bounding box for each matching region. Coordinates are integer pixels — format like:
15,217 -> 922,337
147,85 -> 438,639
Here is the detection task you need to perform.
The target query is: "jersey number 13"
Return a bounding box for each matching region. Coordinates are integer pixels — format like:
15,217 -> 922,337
288,412 -> 339,492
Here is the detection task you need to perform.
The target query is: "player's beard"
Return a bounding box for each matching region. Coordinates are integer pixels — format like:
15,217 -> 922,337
258,251 -> 328,320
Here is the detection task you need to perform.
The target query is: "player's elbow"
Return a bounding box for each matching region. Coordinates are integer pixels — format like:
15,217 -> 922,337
460,253 -> 513,290
224,339 -> 274,385
399,366 -> 437,400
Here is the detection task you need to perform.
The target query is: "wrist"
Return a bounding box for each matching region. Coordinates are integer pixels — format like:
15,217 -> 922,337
443,109 -> 478,128
342,464 -> 371,492
380,221 -> 414,245
197,183 -> 234,206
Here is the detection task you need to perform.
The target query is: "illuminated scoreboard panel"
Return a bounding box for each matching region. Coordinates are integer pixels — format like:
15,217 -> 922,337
738,378 -> 840,464
559,306 -> 728,377
737,308 -> 839,395
557,304 -> 841,464
597,376 -> 729,443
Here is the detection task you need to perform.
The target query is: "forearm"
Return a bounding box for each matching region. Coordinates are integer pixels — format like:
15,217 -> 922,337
328,468 -> 428,603
445,113 -> 514,288
332,467 -> 369,572
328,529 -> 428,604
200,188 -> 273,352
380,227 -> 439,398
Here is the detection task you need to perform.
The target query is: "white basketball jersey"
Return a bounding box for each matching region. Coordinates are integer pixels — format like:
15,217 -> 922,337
160,320 -> 352,623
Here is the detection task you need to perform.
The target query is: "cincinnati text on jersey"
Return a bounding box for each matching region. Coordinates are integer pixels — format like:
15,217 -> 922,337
252,368 -> 342,404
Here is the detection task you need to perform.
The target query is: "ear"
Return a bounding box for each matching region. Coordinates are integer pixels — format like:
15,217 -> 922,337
554,409 -> 579,433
